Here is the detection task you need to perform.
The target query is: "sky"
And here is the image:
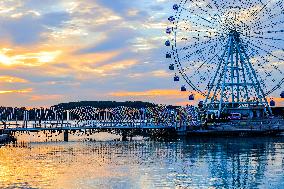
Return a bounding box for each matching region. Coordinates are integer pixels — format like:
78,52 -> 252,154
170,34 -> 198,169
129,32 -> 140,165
0,0 -> 185,107
0,0 -> 282,107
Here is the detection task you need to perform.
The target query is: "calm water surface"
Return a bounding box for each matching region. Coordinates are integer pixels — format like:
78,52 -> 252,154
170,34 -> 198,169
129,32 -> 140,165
0,135 -> 284,189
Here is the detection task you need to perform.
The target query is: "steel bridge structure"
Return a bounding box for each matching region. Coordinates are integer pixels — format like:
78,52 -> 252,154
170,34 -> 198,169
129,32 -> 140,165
0,106 -> 199,141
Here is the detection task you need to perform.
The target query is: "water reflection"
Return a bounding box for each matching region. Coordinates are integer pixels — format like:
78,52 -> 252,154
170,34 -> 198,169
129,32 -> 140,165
0,137 -> 283,188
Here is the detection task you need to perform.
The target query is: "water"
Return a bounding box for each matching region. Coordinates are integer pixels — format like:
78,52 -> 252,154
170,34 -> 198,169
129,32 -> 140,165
0,136 -> 284,189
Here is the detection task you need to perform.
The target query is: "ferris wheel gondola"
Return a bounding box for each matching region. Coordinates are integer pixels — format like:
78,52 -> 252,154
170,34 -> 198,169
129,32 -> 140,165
281,91 -> 284,98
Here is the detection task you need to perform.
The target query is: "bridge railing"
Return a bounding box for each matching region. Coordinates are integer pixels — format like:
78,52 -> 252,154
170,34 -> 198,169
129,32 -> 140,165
1,119 -> 185,131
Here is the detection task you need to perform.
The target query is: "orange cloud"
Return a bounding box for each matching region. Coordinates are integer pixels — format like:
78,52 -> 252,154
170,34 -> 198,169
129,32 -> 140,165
30,94 -> 63,101
0,76 -> 28,83
68,50 -> 121,65
0,41 -> 126,79
0,88 -> 32,94
0,48 -> 61,67
109,89 -> 204,106
150,70 -> 169,78
79,59 -> 138,77
109,89 -> 203,98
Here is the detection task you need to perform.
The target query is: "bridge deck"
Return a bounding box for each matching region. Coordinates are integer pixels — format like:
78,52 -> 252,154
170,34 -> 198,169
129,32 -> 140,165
2,121 -> 178,132
4,125 -> 175,132
1,119 -> 284,134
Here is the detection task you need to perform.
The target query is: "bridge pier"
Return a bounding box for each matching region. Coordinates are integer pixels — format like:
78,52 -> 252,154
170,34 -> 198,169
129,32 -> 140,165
64,130 -> 69,142
121,130 -> 127,141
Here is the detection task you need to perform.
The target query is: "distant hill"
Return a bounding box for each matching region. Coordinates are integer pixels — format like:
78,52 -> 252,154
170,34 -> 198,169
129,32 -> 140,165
52,101 -> 283,116
53,101 -> 162,109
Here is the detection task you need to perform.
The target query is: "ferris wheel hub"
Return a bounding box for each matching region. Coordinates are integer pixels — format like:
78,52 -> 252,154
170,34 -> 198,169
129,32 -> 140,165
228,30 -> 241,41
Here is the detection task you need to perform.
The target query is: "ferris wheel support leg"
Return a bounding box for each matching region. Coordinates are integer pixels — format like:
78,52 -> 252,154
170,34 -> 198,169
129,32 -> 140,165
238,45 -> 249,102
218,36 -> 233,118
230,39 -> 235,103
235,47 -> 240,103
204,39 -> 230,109
208,42 -> 232,111
204,58 -> 222,106
241,45 -> 273,115
235,40 -> 272,116
234,40 -> 257,104
210,66 -> 226,108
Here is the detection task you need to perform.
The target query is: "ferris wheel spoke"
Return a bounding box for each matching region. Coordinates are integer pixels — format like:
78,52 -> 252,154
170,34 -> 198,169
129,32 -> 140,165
180,45 -> 211,62
179,39 -> 221,58
189,48 -> 224,81
174,51 -> 207,95
211,0 -> 221,11
180,7 -> 217,26
250,9 -> 284,30
175,32 -> 220,43
176,36 -> 225,73
193,0 -> 224,25
191,41 -> 223,65
210,0 -> 231,16
178,16 -> 215,30
250,0 -> 272,18
176,65 -> 205,95
265,78 -> 284,96
185,48 -> 217,68
252,20 -> 284,31
173,16 -> 222,35
249,0 -> 281,23
177,37 -> 220,51
175,26 -> 222,36
245,42 -> 284,61
264,30 -> 284,34
178,44 -> 222,64
176,40 -> 212,51
244,40 -> 283,60
241,35 -> 282,52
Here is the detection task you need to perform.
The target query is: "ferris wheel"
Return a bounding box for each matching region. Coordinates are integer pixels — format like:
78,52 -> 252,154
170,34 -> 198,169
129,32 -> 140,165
165,0 -> 284,116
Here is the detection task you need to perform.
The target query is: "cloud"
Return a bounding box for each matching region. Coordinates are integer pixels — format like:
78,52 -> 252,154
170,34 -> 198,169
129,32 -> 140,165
30,94 -> 63,101
109,89 -> 202,98
78,28 -> 138,53
96,0 -> 132,16
24,0 -> 60,9
108,89 -> 205,105
80,59 -> 138,77
150,70 -> 170,77
0,76 -> 28,83
109,89 -> 180,97
0,88 -> 32,94
0,10 -> 70,45
0,48 -> 61,66
41,12 -> 70,27
0,15 -> 45,45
